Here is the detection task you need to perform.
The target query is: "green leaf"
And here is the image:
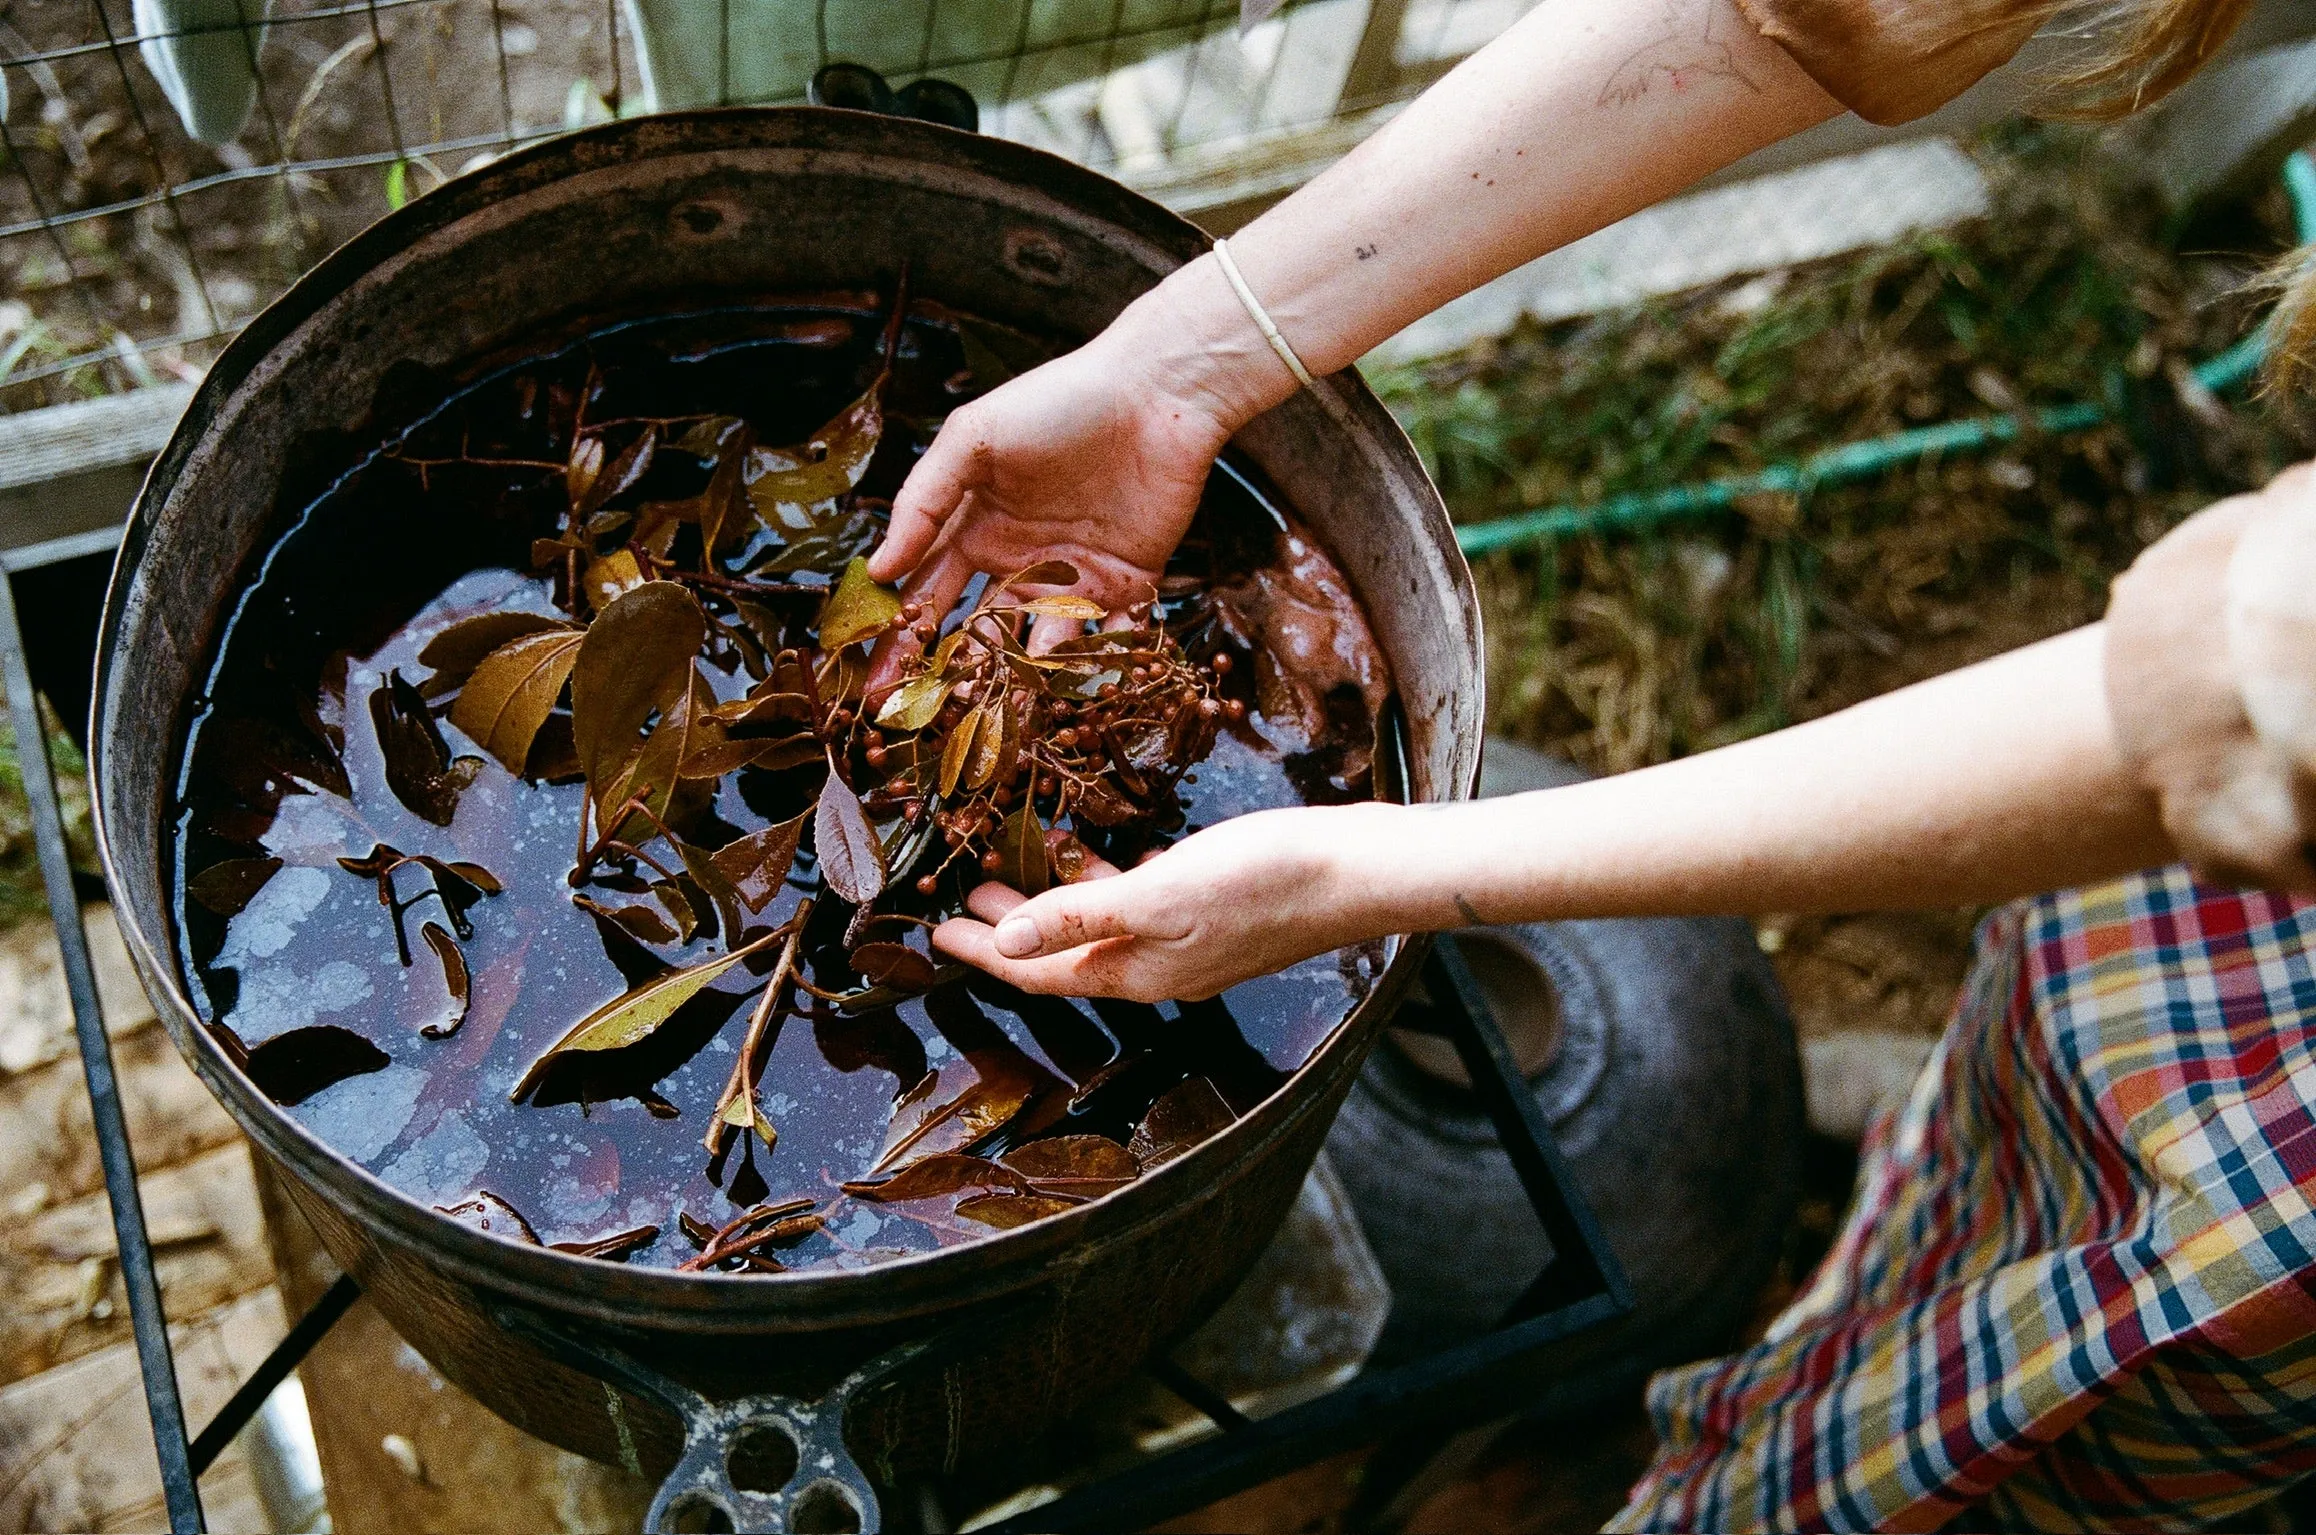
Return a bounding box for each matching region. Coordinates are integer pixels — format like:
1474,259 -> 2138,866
873,673 -> 951,731
719,1089 -> 779,1149
510,928 -> 782,1101
447,628 -> 584,775
816,557 -> 903,651
996,804 -> 1048,896
384,158 -> 410,210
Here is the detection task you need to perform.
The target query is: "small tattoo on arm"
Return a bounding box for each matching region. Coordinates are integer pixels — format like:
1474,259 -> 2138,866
1598,0 -> 1760,108
1454,894 -> 1485,927
1354,243 -> 1379,261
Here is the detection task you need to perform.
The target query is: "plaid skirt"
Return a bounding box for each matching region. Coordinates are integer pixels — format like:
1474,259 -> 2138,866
1613,868 -> 2316,1533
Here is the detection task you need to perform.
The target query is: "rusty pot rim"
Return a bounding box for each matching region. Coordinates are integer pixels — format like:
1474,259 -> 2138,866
91,106 -> 1482,1328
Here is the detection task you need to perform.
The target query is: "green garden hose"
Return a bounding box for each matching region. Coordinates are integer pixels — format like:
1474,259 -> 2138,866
1453,150 -> 2316,558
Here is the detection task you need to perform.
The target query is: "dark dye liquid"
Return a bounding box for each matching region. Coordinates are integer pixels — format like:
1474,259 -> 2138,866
170,302 -> 1390,1271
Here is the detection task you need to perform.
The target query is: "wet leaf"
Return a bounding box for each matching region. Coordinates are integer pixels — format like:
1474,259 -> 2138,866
417,921 -> 471,1039
841,1154 -> 1024,1203
708,687 -> 815,728
574,427 -> 655,520
672,835 -> 745,948
447,628 -> 584,775
187,856 -> 282,917
573,893 -> 681,945
710,813 -> 807,912
511,927 -> 783,1100
676,415 -> 744,456
1128,1077 -> 1237,1168
696,427 -> 751,562
814,758 -> 885,906
1019,595 -> 1105,621
572,581 -> 705,809
583,549 -> 646,612
995,805 -> 1048,896
243,1025 -> 388,1105
1046,829 -> 1093,884
954,1193 -> 1075,1230
873,673 -> 951,731
966,702 -> 1005,791
369,670 -> 477,827
439,1190 -> 540,1244
756,507 -> 881,576
418,611 -> 574,689
444,860 -> 502,894
817,557 -> 903,651
564,434 -> 604,513
752,735 -> 829,774
549,1224 -> 660,1262
999,1135 -> 1136,1194
719,1089 -> 779,1149
937,704 -> 985,797
748,387 -> 881,511
848,941 -> 939,991
651,880 -> 702,942
872,1054 -> 1038,1173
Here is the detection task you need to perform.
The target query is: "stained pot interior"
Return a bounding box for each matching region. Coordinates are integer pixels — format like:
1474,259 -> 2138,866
93,109 -> 1482,1326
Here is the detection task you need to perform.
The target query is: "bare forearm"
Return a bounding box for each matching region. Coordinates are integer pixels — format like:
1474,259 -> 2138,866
1341,625 -> 2174,930
1122,0 -> 1843,425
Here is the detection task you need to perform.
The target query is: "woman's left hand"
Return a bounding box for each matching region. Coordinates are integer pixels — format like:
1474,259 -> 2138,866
932,804 -> 1393,1001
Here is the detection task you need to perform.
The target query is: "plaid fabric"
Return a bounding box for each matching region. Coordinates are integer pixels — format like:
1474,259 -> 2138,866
1612,867 -> 2316,1533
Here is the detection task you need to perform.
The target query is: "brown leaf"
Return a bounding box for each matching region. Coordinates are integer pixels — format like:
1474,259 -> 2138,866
708,686 -> 815,728
1046,829 -> 1094,885
417,611 -> 574,690
583,549 -> 646,612
369,671 -> 476,827
416,921 -> 471,1039
937,703 -> 985,798
564,435 -> 604,514
651,880 -> 702,943
816,557 -> 903,651
872,1055 -> 1037,1173
438,1191 -> 540,1244
187,856 -> 282,917
840,1154 -> 1024,1203
573,427 -> 655,520
748,387 -> 881,512
672,835 -> 745,948
710,813 -> 807,912
995,805 -> 1047,896
511,927 -> 783,1100
447,628 -> 584,775
1128,1077 -> 1237,1168
696,426 -> 751,562
573,893 -> 681,945
549,1224 -> 660,1262
954,1193 -> 1075,1230
573,581 -> 705,813
1000,1135 -> 1137,1194
1018,595 -> 1105,621
849,941 -> 939,991
814,756 -> 885,906
1004,559 -> 1081,589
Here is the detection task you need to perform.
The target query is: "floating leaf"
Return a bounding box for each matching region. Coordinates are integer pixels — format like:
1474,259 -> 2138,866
848,941 -> 939,991
573,427 -> 655,520
447,628 -> 584,775
871,1054 -> 1038,1174
573,893 -> 681,945
710,813 -> 807,912
439,1191 -> 540,1244
549,1224 -> 661,1262
995,805 -> 1048,896
755,506 -> 881,576
696,427 -> 750,562
511,927 -> 782,1100
1128,1077 -> 1237,1168
841,1154 -> 1024,1203
672,835 -> 745,949
814,757 -> 885,906
417,921 -> 471,1039
564,434 -> 604,513
572,581 -> 705,809
873,673 -> 951,731
418,611 -> 574,690
1000,1135 -> 1136,1194
1019,595 -> 1105,621
369,670 -> 477,826
719,1089 -> 779,1149
748,387 -> 881,511
816,557 -> 903,651
651,880 -> 702,943
954,1193 -> 1075,1230
187,856 -> 282,917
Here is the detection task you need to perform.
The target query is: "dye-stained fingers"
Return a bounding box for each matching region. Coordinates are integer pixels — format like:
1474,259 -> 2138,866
930,919 -> 1163,1000
866,544 -> 977,693
867,410 -> 987,584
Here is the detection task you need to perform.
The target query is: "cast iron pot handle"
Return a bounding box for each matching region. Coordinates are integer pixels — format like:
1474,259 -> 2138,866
493,1302 -> 927,1533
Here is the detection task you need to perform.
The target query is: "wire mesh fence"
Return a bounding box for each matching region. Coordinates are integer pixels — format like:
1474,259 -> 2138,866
0,0 -> 1536,412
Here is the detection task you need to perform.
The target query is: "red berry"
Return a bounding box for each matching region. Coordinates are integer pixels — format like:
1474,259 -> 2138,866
979,850 -> 1002,874
1211,653 -> 1233,674
915,874 -> 938,897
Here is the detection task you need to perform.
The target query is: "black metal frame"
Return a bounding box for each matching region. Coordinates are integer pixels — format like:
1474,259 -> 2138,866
16,523 -> 1626,1534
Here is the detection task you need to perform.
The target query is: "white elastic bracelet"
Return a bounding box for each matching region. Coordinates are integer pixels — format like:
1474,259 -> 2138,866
1212,237 -> 1318,391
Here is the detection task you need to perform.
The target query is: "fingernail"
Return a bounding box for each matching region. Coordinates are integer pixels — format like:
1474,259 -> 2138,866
995,917 -> 1043,958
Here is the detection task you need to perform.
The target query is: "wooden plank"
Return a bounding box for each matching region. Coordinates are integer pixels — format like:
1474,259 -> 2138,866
253,1160 -> 659,1535
0,904 -> 162,1078
0,385 -> 190,556
0,1287 -> 282,1534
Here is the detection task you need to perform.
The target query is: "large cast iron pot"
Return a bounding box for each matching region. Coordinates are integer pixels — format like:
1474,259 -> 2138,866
91,110 -> 1482,1524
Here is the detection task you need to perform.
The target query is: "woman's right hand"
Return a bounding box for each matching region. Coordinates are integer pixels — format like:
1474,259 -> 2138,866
866,259 -> 1299,656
